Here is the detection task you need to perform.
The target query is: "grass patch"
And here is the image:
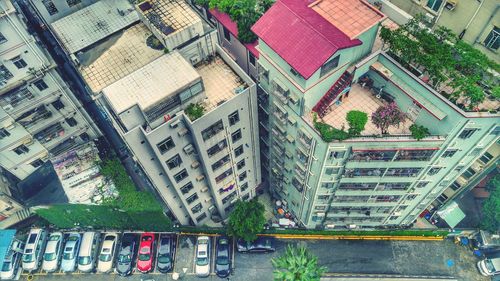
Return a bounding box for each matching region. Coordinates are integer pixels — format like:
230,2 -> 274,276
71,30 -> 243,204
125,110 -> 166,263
185,102 -> 205,121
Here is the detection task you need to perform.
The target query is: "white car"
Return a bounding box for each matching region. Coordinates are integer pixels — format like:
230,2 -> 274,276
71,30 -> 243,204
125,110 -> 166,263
42,232 -> 63,272
1,241 -> 24,280
97,233 -> 118,273
22,228 -> 47,272
195,236 -> 210,277
60,233 -> 81,272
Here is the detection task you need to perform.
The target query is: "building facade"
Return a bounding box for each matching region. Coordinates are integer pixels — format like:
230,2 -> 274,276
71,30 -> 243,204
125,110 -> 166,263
385,0 -> 499,63
0,0 -> 98,192
252,0 -> 499,229
30,0 -> 261,226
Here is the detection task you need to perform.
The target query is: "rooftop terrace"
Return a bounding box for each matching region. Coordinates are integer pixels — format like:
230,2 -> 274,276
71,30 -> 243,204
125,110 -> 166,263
51,0 -> 139,54
78,23 -> 164,93
138,0 -> 202,35
196,56 -> 246,112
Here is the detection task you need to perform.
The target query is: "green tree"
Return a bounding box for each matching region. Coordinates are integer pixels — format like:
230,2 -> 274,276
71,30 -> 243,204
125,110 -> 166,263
409,124 -> 430,141
185,102 -> 205,121
227,199 -> 265,242
346,110 -> 368,136
272,245 -> 326,281
481,174 -> 500,232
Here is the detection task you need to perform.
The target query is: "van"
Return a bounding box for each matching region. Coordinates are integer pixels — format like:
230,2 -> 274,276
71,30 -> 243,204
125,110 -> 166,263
1,240 -> 24,280
22,228 -> 48,272
477,256 -> 500,276
77,232 -> 100,273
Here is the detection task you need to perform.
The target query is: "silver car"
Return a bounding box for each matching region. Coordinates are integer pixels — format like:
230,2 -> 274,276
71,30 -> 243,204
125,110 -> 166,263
42,232 -> 63,272
1,240 -> 24,280
60,233 -> 81,272
195,236 -> 210,277
97,233 -> 118,273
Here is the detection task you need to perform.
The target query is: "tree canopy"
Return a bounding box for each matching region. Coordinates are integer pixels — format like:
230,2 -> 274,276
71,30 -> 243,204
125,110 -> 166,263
481,173 -> 500,232
272,245 -> 326,281
380,16 -> 499,109
196,0 -> 273,43
226,199 -> 266,242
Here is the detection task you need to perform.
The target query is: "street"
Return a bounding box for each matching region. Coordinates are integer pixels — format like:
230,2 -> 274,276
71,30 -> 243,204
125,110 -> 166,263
20,236 -> 490,281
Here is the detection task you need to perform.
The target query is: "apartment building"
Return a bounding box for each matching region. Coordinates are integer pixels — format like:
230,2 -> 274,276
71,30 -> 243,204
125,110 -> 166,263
0,0 -> 98,197
383,0 -> 499,63
34,0 -> 260,225
251,0 -> 499,229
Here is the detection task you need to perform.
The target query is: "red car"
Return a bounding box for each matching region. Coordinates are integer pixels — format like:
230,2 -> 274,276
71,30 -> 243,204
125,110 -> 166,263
137,233 -> 155,273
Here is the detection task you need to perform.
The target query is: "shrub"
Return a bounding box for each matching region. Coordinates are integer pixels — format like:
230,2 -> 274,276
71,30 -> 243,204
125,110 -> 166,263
371,102 -> 406,134
346,110 -> 368,136
409,124 -> 430,140
185,103 -> 205,121
146,35 -> 164,50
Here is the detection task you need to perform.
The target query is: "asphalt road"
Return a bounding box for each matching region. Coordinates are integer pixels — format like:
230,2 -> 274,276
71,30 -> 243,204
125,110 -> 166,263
19,237 -> 491,281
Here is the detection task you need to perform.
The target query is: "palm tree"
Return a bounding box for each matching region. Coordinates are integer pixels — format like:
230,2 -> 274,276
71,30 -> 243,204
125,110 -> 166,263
272,245 -> 327,281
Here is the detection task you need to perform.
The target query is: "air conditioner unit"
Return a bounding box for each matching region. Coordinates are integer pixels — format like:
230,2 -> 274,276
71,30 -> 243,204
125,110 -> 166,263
178,128 -> 188,137
24,139 -> 34,146
183,144 -> 194,154
205,198 -> 213,203
191,161 -> 200,169
200,186 -> 208,192
190,55 -> 200,65
3,104 -> 13,112
196,174 -> 205,181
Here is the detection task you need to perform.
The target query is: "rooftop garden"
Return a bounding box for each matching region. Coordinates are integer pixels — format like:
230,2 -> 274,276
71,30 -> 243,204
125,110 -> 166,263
380,16 -> 499,112
185,102 -> 206,121
195,0 -> 273,43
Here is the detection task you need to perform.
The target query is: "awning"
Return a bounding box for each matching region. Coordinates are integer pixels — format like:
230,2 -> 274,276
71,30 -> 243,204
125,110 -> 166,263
437,201 -> 466,228
0,230 -> 16,261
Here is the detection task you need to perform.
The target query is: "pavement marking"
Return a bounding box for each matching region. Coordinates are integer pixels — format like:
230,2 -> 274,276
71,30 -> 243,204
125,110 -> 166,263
211,236 -> 216,274
172,233 -> 180,274
258,234 -> 445,241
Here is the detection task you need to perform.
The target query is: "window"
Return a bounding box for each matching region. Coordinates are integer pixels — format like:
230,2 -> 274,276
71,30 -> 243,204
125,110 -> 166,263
416,181 -> 429,188
239,171 -> 247,182
249,53 -> 256,66
174,169 -> 188,183
442,149 -> 458,158
426,0 -> 443,12
30,159 -> 44,168
222,191 -> 237,204
338,183 -> 376,190
240,182 -> 248,192
458,128 -> 478,139
320,55 -> 340,77
328,150 -> 345,159
201,120 -> 223,141
180,182 -> 193,194
51,99 -> 65,110
242,194 -> 250,201
42,0 -> 59,15
427,167 -> 442,176
0,65 -> 13,84
234,145 -> 244,157
12,57 -> 27,69
0,32 -> 6,44
166,154 -> 182,170
237,159 -> 245,170
212,154 -> 230,171
480,152 -> 494,164
34,79 -> 48,91
0,128 -> 10,139
196,213 -> 207,222
157,137 -> 175,154
231,129 -> 242,143
462,167 -> 476,179
484,26 -> 499,50
450,181 -> 461,191
385,168 -> 422,177
14,144 -> 29,155
228,111 -> 239,126
395,149 -> 436,161
325,167 -> 339,175
207,139 -> 227,157
223,27 -> 231,41
191,203 -> 203,213
65,117 -> 77,127
186,193 -> 199,204
349,150 -> 396,161
66,0 -> 81,7
215,168 -> 233,183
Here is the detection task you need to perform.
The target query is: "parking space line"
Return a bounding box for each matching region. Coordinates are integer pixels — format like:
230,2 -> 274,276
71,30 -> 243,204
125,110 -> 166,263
172,233 -> 180,274
192,238 -> 197,274
211,236 -> 216,274
231,237 -> 236,272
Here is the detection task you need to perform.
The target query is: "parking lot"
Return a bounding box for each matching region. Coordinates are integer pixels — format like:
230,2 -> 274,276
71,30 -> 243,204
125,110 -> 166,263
19,234 -> 490,281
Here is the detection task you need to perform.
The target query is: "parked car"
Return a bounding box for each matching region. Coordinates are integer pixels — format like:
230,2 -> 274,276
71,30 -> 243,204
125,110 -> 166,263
156,234 -> 174,273
478,256 -> 500,276
1,240 -> 24,280
42,232 -> 63,272
137,233 -> 155,273
97,233 -> 118,273
195,236 -> 211,277
22,228 -> 48,272
78,232 -> 100,273
215,236 -> 231,278
116,233 -> 137,276
61,233 -> 81,272
237,237 -> 275,253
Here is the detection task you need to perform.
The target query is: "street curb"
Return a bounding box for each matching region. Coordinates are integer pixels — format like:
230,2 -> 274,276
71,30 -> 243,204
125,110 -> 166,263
258,234 -> 445,241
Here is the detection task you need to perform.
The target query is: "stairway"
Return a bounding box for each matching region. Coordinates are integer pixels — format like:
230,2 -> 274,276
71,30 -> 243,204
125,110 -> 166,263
312,71 -> 353,118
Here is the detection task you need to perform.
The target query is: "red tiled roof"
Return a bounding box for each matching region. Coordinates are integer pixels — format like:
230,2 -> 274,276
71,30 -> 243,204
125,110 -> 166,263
251,0 -> 363,79
209,9 -> 259,58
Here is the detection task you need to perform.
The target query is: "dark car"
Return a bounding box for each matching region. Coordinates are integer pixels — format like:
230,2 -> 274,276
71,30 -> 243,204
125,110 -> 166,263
215,236 -> 231,278
156,234 -> 174,273
237,237 -> 275,253
116,233 -> 137,276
